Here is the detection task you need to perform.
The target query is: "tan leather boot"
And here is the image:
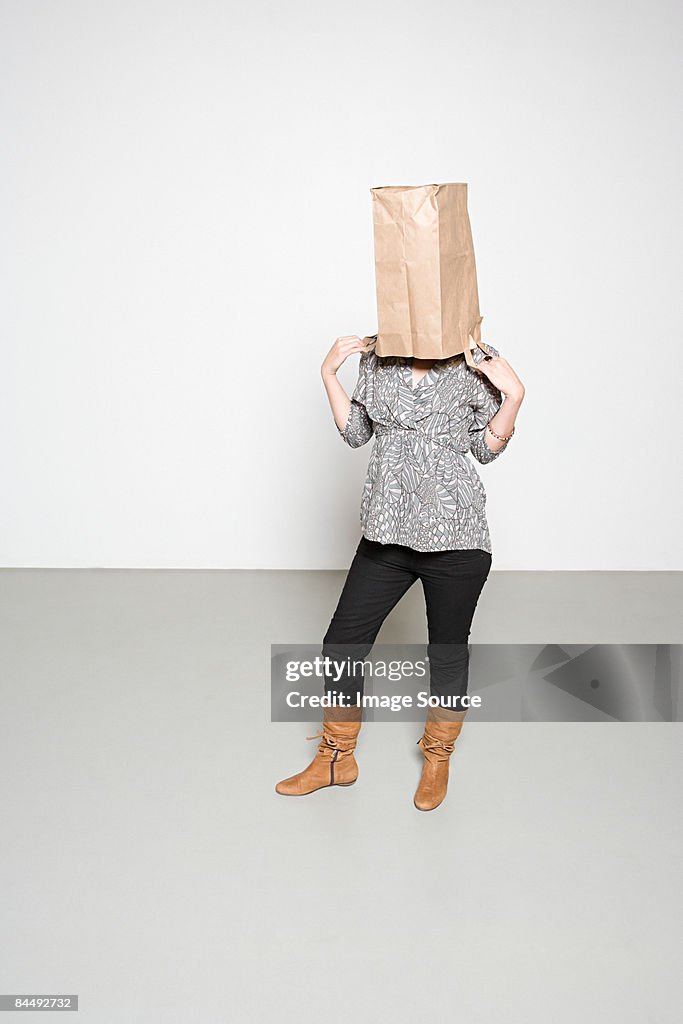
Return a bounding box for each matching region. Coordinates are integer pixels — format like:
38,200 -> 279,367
414,706 -> 466,812
275,710 -> 361,796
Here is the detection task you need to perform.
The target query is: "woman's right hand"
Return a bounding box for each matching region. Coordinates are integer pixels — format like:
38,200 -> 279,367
321,335 -> 372,378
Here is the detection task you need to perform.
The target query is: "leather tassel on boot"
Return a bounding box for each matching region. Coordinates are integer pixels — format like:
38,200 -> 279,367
275,708 -> 362,797
414,705 -> 466,812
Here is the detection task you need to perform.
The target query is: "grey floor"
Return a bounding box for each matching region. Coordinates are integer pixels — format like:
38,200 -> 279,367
1,569 -> 681,1023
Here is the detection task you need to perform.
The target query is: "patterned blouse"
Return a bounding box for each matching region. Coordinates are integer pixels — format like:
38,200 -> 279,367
337,339 -> 510,553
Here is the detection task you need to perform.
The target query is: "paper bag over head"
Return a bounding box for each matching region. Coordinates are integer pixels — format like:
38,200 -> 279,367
368,182 -> 489,364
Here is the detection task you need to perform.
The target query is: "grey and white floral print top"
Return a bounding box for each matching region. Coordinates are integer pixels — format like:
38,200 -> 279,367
337,340 -> 510,553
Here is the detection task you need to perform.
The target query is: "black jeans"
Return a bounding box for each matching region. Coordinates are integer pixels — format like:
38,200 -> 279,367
322,536 -> 492,706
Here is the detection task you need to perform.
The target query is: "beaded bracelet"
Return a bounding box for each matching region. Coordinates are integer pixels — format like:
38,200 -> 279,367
487,423 -> 515,442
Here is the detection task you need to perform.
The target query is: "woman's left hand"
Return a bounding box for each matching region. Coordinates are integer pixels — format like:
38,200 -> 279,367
475,345 -> 525,403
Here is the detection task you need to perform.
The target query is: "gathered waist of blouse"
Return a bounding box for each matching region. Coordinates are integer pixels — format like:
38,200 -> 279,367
373,422 -> 470,455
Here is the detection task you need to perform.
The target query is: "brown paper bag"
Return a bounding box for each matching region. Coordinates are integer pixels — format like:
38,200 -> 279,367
368,182 -> 489,364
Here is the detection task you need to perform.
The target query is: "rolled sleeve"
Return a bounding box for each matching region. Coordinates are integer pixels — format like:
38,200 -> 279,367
338,400 -> 374,448
468,344 -> 510,465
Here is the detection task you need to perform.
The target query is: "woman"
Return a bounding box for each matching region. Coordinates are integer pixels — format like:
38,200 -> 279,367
276,333 -> 525,810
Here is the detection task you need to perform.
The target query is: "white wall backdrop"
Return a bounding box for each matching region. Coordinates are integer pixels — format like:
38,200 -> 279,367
1,0 -> 681,570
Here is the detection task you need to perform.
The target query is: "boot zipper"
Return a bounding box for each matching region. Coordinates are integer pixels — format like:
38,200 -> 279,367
330,749 -> 339,786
